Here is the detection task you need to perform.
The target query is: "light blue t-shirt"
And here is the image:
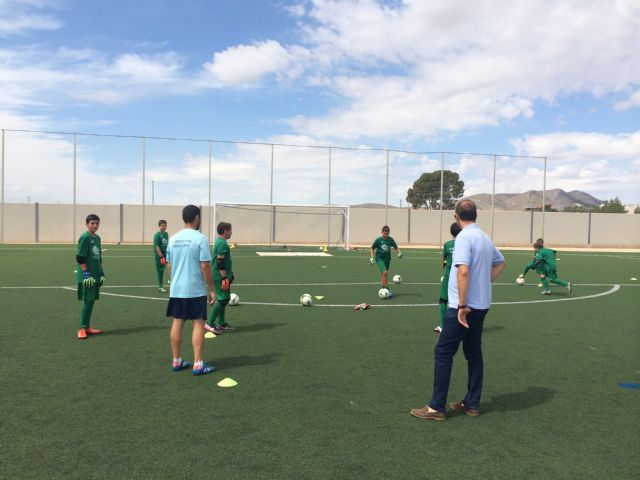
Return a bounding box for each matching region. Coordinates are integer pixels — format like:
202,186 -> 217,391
448,223 -> 505,310
166,228 -> 212,298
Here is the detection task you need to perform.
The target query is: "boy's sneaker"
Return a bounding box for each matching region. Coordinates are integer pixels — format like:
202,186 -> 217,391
85,327 -> 103,335
159,287 -> 167,293
204,323 -> 224,335
77,328 -> 88,339
219,323 -> 236,332
541,290 -> 551,295
172,360 -> 191,372
193,363 -> 216,376
567,282 -> 572,294
434,326 -> 442,334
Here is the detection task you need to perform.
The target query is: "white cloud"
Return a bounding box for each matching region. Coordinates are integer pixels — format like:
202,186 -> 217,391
0,0 -> 62,36
614,90 -> 640,111
202,40 -> 307,86
512,131 -> 640,203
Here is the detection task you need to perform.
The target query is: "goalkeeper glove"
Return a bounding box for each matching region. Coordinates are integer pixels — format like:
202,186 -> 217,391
397,252 -> 403,258
100,271 -> 105,286
82,270 -> 96,288
160,257 -> 167,265
221,277 -> 230,292
369,257 -> 375,265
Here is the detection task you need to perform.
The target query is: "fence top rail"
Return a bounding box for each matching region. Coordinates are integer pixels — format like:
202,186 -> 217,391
0,128 -> 547,160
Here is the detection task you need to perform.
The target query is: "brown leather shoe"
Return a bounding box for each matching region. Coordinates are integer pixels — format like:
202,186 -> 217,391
410,406 -> 446,421
449,402 -> 479,416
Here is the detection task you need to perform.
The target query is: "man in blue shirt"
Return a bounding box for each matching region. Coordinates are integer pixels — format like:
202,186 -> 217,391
411,199 -> 506,420
166,205 -> 216,376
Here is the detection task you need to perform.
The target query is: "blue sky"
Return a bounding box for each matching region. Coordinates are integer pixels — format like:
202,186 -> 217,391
1,0 -> 639,206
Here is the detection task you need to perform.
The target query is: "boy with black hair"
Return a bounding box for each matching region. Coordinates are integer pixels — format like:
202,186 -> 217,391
76,214 -> 105,339
435,222 -> 462,333
205,222 -> 235,335
370,225 -> 402,298
154,220 -> 169,293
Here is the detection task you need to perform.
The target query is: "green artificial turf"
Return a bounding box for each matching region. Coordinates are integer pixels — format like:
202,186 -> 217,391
1,244 -> 638,479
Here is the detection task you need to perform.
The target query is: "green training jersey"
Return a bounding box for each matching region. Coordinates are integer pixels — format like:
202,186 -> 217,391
442,239 -> 455,276
371,236 -> 398,260
538,247 -> 557,270
212,236 -> 232,279
76,231 -> 102,282
153,231 -> 169,257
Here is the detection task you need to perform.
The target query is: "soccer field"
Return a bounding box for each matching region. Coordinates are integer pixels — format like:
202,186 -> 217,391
1,244 -> 639,479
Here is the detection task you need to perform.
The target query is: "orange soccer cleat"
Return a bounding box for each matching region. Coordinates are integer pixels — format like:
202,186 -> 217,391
77,328 -> 88,339
85,327 -> 104,335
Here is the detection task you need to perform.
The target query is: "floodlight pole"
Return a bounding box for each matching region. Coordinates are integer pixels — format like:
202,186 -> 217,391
208,141 -> 212,241
439,152 -> 445,247
490,155 -> 496,240
385,149 -> 389,225
327,146 -> 332,247
73,133 -> 77,243
269,144 -> 274,245
142,137 -> 146,245
0,129 -> 4,244
542,156 -> 547,238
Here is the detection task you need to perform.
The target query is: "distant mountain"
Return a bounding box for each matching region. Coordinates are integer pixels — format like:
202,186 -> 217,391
466,189 -> 603,211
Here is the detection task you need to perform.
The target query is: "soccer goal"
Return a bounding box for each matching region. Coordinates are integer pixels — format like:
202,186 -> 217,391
212,202 -> 350,249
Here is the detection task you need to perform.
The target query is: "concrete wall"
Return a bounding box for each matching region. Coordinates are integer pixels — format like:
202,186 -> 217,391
1,203 -> 639,248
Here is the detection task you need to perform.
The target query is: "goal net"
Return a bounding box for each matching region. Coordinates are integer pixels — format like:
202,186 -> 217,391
212,203 -> 350,249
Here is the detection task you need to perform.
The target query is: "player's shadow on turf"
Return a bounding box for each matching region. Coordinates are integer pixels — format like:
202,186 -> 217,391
239,322 -> 285,333
207,353 -> 281,370
481,386 -> 556,414
105,325 -> 166,336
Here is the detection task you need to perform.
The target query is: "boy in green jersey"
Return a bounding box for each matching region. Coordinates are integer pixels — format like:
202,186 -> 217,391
518,238 -> 549,287
205,222 -> 235,334
76,214 -> 105,339
370,225 -> 402,297
435,222 -> 462,334
153,220 -> 169,293
522,239 -> 571,295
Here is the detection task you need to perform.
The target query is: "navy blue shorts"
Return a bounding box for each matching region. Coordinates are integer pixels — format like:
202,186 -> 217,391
166,296 -> 208,321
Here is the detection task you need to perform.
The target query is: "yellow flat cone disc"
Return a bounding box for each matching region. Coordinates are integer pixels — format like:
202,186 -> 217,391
314,296 -> 324,300
217,377 -> 237,388
631,277 -> 638,281
204,332 -> 216,339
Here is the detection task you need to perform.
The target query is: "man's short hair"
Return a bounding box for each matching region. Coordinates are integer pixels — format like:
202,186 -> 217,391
217,222 -> 232,235
381,225 -> 390,232
450,222 -> 462,237
85,214 -> 100,223
158,219 -> 167,226
455,199 -> 477,221
182,205 -> 200,223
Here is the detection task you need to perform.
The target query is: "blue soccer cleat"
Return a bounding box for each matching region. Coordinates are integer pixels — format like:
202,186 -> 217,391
193,363 -> 216,376
172,360 -> 191,372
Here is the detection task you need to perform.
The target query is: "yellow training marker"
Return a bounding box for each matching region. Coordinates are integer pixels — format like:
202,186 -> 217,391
631,277 -> 638,281
204,332 -> 217,339
217,377 -> 238,388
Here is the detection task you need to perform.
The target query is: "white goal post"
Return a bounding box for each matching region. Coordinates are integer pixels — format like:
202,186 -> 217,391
212,202 -> 350,249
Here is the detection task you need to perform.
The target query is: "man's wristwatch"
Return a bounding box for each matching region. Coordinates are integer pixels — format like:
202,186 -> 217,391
458,304 -> 468,309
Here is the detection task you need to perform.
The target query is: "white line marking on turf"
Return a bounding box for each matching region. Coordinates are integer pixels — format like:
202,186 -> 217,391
31,284 -> 620,307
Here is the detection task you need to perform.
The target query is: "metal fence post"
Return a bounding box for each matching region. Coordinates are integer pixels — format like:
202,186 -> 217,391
73,133 -> 77,243
541,156 -> 547,238
385,150 -> 389,225
490,155 -> 496,240
1,129 -> 4,244
270,144 -> 274,245
142,137 -> 146,245
208,141 -> 212,241
328,146 -> 332,247
439,152 -> 445,247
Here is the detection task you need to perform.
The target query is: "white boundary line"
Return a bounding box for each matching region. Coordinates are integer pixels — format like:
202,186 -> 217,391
13,283 -> 621,308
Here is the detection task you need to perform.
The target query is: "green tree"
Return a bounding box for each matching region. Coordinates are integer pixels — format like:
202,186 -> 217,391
406,170 -> 464,209
598,197 -> 627,213
634,206 -> 640,214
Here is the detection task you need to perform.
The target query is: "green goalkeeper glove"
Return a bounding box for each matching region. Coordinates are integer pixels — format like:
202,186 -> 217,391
369,257 -> 375,265
82,270 -> 96,288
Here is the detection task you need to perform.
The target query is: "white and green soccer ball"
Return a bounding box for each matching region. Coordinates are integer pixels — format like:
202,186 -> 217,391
392,274 -> 402,284
516,277 -> 526,286
378,288 -> 390,299
300,293 -> 313,306
229,293 -> 240,306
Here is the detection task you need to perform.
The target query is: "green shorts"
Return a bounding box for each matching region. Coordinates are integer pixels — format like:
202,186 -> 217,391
375,258 -> 390,273
77,282 -> 100,301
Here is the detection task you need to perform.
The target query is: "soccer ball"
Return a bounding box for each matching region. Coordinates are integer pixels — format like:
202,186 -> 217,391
229,293 -> 240,306
516,277 -> 525,286
392,274 -> 402,284
300,293 -> 313,306
378,288 -> 390,299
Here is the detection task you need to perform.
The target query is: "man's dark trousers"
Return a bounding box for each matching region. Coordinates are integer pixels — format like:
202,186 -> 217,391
429,307 -> 489,412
